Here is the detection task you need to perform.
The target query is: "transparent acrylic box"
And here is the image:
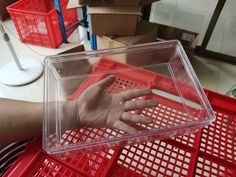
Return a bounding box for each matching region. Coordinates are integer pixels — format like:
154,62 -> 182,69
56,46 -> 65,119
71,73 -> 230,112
43,41 -> 215,156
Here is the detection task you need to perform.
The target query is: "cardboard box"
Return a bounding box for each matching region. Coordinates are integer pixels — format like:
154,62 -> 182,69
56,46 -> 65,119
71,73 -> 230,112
156,24 -> 199,57
88,6 -> 141,36
68,0 -> 160,8
60,44 -> 85,54
97,20 -> 158,49
57,45 -> 92,95
97,20 -> 158,65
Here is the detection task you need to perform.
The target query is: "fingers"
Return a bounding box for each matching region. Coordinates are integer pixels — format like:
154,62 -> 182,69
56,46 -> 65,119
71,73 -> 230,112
95,76 -> 116,89
121,112 -> 153,124
124,100 -> 158,111
113,120 -> 137,134
121,88 -> 152,101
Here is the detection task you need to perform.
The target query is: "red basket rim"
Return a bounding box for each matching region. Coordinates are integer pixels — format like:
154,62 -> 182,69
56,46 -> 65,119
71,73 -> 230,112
6,0 -> 68,16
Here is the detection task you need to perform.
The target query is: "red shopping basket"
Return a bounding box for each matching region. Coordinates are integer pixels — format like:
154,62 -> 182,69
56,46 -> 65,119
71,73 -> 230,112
4,90 -> 236,177
7,0 -> 77,48
4,59 -> 236,177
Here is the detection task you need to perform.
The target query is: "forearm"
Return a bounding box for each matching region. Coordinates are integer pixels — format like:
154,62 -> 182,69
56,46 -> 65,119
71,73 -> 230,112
0,98 -> 42,145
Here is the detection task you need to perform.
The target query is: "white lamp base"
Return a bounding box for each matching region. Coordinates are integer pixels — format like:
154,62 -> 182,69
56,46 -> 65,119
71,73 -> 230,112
0,58 -> 43,86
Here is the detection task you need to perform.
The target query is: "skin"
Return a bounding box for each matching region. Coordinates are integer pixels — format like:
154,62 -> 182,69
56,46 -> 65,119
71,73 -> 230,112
0,76 -> 158,145
0,98 -> 42,145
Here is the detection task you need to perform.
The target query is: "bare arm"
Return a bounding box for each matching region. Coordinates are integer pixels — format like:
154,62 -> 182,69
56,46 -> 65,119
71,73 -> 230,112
0,98 -> 42,145
0,77 -> 157,145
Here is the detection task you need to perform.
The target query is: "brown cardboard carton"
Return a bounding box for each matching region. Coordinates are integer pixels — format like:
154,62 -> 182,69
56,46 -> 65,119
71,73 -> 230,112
88,6 -> 141,36
97,20 -> 158,48
67,0 -> 159,8
97,20 -> 158,65
156,24 -> 199,57
60,45 -> 85,54
57,45 -> 92,95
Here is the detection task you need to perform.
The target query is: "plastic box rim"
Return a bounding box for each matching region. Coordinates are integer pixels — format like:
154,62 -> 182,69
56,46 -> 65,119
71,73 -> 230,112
43,40 -> 216,155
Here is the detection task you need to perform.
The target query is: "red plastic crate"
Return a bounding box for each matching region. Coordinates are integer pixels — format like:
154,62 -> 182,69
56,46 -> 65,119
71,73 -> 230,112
49,58 -> 208,156
7,0 -> 77,48
3,89 -> 236,177
4,59 -> 236,177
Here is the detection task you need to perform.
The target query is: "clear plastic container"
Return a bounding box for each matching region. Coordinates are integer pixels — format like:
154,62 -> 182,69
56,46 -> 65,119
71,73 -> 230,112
43,40 -> 215,157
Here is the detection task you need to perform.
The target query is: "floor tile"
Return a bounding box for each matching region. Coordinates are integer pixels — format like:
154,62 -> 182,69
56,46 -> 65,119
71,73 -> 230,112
191,56 -> 220,92
218,62 -> 236,94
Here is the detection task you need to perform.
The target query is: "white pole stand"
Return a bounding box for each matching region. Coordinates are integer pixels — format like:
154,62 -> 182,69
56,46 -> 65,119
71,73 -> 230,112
0,21 -> 43,86
0,58 -> 43,86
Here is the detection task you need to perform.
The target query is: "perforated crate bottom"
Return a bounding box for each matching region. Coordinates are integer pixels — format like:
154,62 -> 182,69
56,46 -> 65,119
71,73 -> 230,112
4,91 -> 236,177
59,73 -> 197,149
54,58 -> 206,152
5,59 -> 235,177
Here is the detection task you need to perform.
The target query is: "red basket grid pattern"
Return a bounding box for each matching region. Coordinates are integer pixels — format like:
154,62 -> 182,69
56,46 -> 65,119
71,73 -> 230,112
43,58 -> 208,156
7,0 -> 77,48
4,99 -> 236,177
4,59 -> 236,177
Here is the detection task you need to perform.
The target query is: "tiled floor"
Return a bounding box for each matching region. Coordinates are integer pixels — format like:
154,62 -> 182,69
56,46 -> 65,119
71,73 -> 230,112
191,55 -> 236,96
0,19 -> 90,101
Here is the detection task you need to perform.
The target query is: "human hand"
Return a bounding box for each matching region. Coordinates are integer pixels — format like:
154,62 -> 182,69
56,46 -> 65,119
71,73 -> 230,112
64,76 -> 158,134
